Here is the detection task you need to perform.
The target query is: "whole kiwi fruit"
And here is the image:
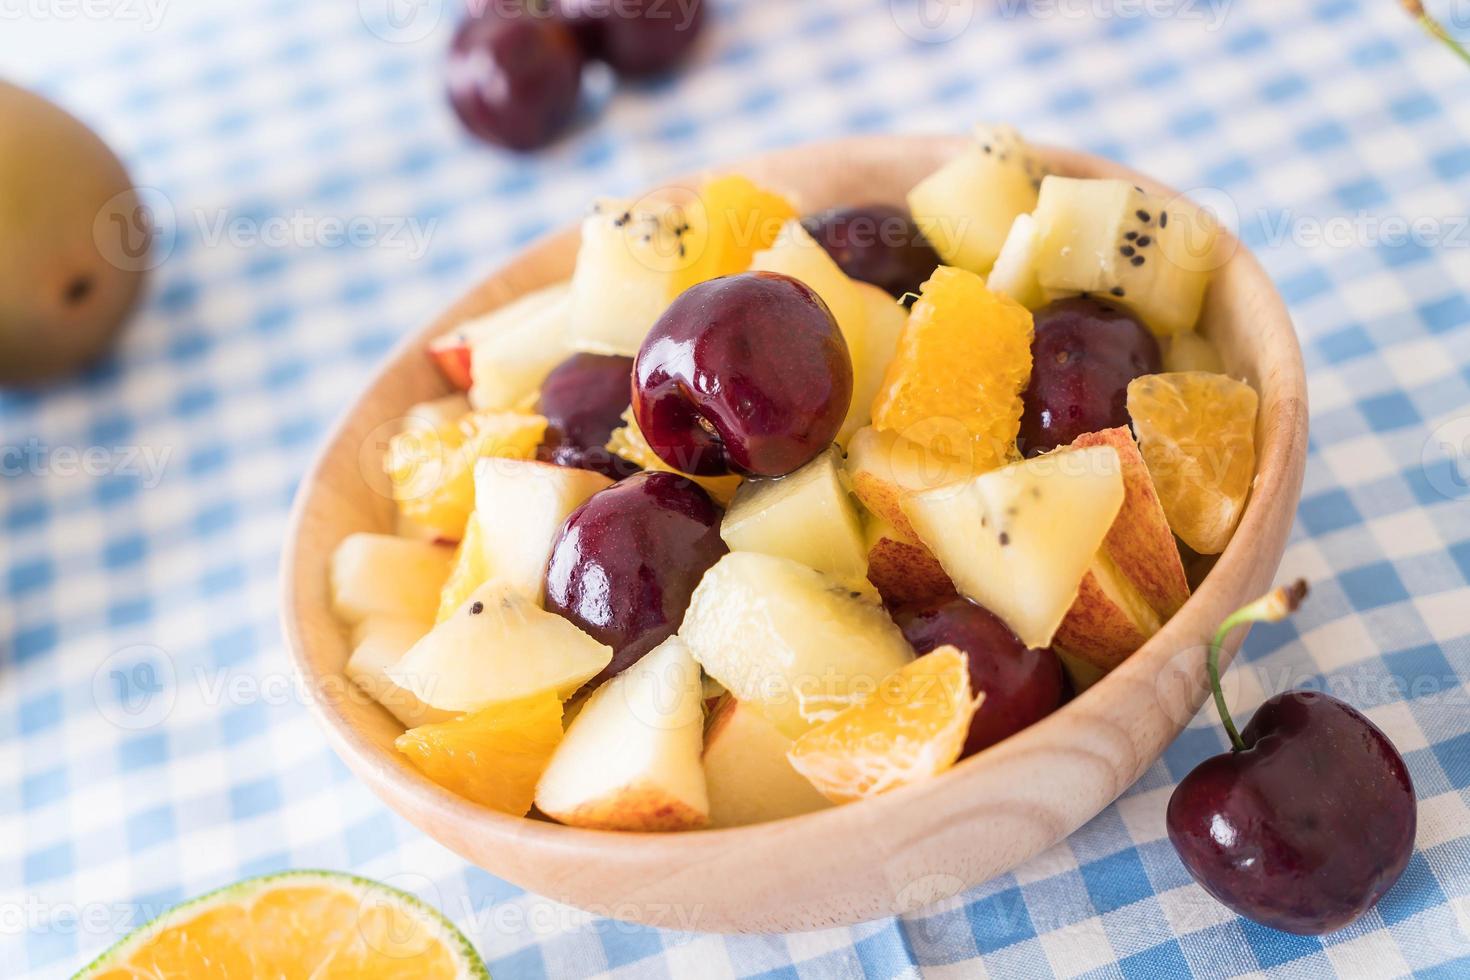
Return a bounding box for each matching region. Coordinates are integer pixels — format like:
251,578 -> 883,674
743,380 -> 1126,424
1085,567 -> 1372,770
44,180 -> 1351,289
0,80 -> 151,385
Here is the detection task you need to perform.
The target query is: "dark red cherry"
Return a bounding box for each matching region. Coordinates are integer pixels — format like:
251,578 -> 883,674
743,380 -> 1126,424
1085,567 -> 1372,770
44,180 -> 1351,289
544,471 -> 726,685
447,8 -> 583,151
1018,297 -> 1161,457
1167,691 -> 1417,935
895,597 -> 1065,757
801,204 -> 942,299
554,0 -> 705,77
535,352 -> 640,479
632,272 -> 852,478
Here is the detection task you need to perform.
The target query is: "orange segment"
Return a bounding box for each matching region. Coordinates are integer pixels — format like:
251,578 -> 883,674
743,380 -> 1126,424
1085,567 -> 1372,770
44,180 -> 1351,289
870,266 -> 1033,473
670,174 -> 797,295
1126,371 -> 1258,555
387,410 -> 546,541
605,407 -> 742,504
435,516 -> 490,623
787,647 -> 982,803
76,871 -> 484,979
396,690 -> 564,816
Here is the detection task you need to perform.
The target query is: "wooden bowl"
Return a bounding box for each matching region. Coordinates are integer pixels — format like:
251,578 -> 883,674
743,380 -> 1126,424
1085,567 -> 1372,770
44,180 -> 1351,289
282,135 -> 1308,934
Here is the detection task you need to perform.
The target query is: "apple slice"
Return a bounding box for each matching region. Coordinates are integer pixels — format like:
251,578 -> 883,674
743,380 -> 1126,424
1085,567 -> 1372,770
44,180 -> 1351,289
703,696 -> 830,828
838,282 -> 909,444
720,446 -> 869,594
863,517 -> 958,609
1053,553 -> 1162,669
680,552 -> 914,737
750,220 -> 869,377
330,533 -> 455,625
845,425 -> 973,541
535,635 -> 708,831
1070,427 -> 1190,620
345,617 -> 456,729
472,458 -> 612,601
387,581 -> 612,712
447,282 -> 573,411
902,445 -> 1125,649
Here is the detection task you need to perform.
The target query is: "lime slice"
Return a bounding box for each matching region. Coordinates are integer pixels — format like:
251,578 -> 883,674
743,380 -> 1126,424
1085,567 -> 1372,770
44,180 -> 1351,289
75,869 -> 488,979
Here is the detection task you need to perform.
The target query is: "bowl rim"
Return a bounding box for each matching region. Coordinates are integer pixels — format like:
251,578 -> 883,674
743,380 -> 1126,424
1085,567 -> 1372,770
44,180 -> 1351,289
281,132 -> 1308,892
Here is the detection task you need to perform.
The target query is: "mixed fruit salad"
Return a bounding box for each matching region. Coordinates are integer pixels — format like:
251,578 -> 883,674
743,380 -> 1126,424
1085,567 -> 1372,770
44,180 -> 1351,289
328,125 -> 1260,832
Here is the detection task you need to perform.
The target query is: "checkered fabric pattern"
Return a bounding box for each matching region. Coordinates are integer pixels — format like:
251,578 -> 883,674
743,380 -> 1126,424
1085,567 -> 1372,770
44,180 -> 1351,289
3,0 -> 1470,976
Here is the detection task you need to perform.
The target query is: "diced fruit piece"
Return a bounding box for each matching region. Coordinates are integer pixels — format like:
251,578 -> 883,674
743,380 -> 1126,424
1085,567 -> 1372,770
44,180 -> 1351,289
750,220 -> 869,374
330,533 -> 454,625
632,271 -> 853,477
605,407 -> 742,504
1070,427 -> 1190,620
345,616 -> 456,729
535,636 -> 708,831
902,445 -> 1126,648
845,425 -> 974,541
787,647 -> 981,803
388,581 -> 612,712
1018,297 -> 1162,457
801,203 -> 942,299
986,213 -> 1046,309
566,197 -> 689,357
396,691 -> 563,816
1165,330 -> 1225,374
1127,372 -> 1258,555
1059,650 -> 1108,694
680,552 -> 914,737
387,410 -> 547,542
1032,176 -> 1221,336
896,598 -> 1064,757
839,282 -> 908,444
436,518 -> 490,622
871,266 -> 1034,472
464,282 -> 574,412
427,331 -> 474,388
1054,552 -> 1162,669
473,458 -> 612,601
544,471 -> 728,686
448,10 -> 582,151
554,0 -> 706,77
721,446 -> 869,594
670,173 -> 796,295
863,517 -> 957,609
907,125 -> 1042,273
74,871 -> 485,980
703,696 -> 831,828
534,352 -> 639,479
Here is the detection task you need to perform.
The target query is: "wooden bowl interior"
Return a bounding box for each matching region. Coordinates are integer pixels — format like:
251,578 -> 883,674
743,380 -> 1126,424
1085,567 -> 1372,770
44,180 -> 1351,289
282,135 -> 1307,933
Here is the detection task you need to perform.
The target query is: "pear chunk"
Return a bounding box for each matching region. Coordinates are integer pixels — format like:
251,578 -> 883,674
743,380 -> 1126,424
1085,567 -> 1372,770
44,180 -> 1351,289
703,696 -> 830,828
680,552 -> 913,737
720,446 -> 869,594
902,445 -> 1125,649
387,581 -> 612,712
535,636 -> 708,831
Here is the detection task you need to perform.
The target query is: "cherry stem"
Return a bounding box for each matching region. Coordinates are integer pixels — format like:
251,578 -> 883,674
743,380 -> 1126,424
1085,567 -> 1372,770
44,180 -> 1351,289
1403,1 -> 1470,67
1206,579 -> 1309,753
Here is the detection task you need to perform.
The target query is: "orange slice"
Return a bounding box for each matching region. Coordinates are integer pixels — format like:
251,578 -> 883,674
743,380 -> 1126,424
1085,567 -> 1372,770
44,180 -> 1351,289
870,266 -> 1033,473
1126,371 -> 1258,555
670,174 -> 797,295
787,647 -> 982,803
387,410 -> 546,541
396,690 -> 563,816
76,870 -> 484,979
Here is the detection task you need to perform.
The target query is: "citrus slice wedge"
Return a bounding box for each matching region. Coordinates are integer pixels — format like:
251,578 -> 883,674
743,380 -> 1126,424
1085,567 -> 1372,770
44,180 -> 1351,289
76,870 -> 486,979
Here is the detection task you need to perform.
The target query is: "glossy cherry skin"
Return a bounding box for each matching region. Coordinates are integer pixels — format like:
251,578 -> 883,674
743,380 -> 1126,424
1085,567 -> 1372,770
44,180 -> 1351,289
1167,691 -> 1417,935
632,271 -> 853,477
554,0 -> 705,77
544,471 -> 727,686
447,10 -> 583,151
1018,297 -> 1161,457
535,352 -> 640,479
895,597 -> 1065,757
801,204 -> 942,299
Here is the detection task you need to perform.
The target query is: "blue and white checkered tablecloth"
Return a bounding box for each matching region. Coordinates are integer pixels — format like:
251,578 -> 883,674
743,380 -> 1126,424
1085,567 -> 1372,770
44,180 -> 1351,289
4,0 -> 1470,976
